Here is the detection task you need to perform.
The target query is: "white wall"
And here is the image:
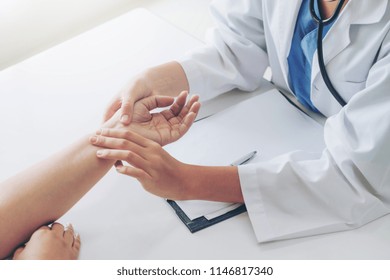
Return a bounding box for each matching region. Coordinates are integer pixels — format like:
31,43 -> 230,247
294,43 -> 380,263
0,0 -> 213,70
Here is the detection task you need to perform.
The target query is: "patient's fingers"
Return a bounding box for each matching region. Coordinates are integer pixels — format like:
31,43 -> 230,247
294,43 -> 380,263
12,246 -> 25,259
51,222 -> 65,235
161,91 -> 188,119
181,112 -> 197,132
174,101 -> 200,137
178,94 -> 200,119
170,91 -> 188,116
63,223 -> 75,244
134,95 -> 175,116
187,99 -> 201,119
73,233 -> 81,250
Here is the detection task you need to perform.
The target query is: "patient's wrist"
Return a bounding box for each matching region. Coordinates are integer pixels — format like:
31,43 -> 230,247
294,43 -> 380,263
100,110 -> 125,130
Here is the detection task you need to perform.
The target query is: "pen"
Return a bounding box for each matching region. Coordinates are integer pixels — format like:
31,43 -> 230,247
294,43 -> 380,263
230,151 -> 257,166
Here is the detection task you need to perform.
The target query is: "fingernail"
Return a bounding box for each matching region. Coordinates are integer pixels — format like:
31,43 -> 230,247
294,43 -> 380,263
95,129 -> 102,135
121,115 -> 129,123
90,136 -> 97,143
64,223 -> 74,230
96,150 -> 105,157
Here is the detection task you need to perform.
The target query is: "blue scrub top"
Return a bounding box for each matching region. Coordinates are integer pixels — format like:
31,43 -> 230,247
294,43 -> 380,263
287,0 -> 335,112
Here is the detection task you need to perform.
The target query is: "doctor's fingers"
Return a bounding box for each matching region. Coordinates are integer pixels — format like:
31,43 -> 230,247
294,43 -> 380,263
96,128 -> 151,148
115,162 -> 152,181
97,149 -> 150,171
90,135 -> 146,157
119,95 -> 136,125
137,95 -> 175,111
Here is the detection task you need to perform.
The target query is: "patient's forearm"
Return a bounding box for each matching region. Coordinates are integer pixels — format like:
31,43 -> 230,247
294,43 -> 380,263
0,89 -> 193,258
0,134 -> 115,258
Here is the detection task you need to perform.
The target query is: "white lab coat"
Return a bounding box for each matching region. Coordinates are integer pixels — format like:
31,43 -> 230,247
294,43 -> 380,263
178,0 -> 390,242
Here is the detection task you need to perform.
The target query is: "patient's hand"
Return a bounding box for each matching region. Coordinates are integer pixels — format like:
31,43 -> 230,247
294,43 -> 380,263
103,91 -> 200,146
12,223 -> 80,260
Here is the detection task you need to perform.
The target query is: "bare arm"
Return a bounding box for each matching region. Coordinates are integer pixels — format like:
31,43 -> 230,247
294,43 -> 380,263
142,62 -> 189,97
104,61 -> 189,124
0,94 -> 199,259
181,164 -> 243,203
0,135 -> 115,258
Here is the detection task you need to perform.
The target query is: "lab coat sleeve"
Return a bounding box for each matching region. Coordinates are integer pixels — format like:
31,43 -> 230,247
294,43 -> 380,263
177,0 -> 269,101
239,34 -> 390,243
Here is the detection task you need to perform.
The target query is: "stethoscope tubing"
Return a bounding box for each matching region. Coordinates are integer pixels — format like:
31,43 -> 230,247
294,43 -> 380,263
310,0 -> 347,107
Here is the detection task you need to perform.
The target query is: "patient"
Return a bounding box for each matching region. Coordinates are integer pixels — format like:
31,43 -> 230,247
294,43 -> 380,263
0,91 -> 199,260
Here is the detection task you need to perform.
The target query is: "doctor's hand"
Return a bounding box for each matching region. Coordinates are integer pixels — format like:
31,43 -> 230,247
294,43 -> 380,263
103,62 -> 190,125
102,91 -> 200,146
91,128 -> 244,203
91,129 -> 189,200
103,76 -> 152,125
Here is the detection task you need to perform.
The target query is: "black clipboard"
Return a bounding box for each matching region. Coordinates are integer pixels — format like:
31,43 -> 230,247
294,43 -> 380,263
167,199 -> 247,233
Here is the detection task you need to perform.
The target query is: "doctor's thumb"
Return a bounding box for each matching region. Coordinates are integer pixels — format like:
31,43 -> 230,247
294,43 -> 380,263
120,99 -> 134,125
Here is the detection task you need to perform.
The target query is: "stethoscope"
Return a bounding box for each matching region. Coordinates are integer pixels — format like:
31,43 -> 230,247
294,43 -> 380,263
310,0 -> 347,107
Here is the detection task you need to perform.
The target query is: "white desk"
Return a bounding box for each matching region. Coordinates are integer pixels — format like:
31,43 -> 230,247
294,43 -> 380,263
0,9 -> 389,260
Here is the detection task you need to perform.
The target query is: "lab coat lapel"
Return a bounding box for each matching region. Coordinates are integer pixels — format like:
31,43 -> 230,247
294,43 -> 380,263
268,0 -> 302,86
311,3 -> 352,82
311,0 -> 388,84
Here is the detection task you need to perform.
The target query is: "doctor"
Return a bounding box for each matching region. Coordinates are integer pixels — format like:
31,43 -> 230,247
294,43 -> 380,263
98,0 -> 390,242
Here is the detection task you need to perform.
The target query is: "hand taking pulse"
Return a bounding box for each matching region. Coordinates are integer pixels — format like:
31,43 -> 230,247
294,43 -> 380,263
103,62 -> 190,126
93,90 -> 242,202
102,91 -> 200,146
92,91 -> 201,200
90,128 -> 242,202
92,129 -> 188,200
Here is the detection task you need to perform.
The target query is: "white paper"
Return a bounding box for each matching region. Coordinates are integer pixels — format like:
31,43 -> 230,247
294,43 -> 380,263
165,89 -> 326,220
